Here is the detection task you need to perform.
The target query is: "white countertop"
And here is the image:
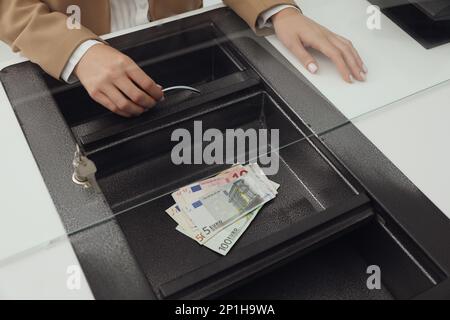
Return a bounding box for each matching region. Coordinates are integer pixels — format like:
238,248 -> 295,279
269,0 -> 450,215
0,0 -> 448,299
269,0 -> 450,120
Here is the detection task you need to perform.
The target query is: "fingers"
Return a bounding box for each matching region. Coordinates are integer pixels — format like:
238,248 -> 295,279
262,9 -> 368,84
103,84 -> 146,117
328,36 -> 365,82
115,77 -> 157,110
77,45 -> 164,118
126,63 -> 164,101
337,35 -> 366,73
314,40 -> 353,83
90,90 -> 133,118
287,37 -> 319,74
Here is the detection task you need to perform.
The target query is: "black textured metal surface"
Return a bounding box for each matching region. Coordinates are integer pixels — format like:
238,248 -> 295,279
0,63 -> 111,233
321,124 -> 450,277
69,220 -> 156,300
0,62 -> 154,300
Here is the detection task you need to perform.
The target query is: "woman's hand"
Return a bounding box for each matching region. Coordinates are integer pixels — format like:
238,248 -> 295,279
272,8 -> 367,83
74,44 -> 164,117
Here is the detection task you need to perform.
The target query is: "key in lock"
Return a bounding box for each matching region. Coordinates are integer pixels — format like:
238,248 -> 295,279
72,145 -> 101,193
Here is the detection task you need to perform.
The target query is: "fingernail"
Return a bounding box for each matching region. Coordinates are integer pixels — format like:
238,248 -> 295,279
307,63 -> 318,74
157,84 -> 163,89
360,71 -> 366,81
362,64 -> 368,73
349,75 -> 354,83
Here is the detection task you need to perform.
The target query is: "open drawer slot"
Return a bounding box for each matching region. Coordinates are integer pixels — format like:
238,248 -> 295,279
225,216 -> 446,300
47,24 -> 245,137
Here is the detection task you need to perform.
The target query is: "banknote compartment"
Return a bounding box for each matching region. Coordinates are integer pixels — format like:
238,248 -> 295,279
85,86 -> 375,299
94,90 -> 359,211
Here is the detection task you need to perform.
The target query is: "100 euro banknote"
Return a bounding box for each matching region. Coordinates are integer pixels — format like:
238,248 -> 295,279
175,207 -> 260,256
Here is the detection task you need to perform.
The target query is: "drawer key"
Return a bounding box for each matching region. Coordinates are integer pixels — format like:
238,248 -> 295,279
72,145 -> 101,193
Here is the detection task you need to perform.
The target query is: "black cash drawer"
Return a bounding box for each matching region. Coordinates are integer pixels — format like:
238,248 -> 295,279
48,24 -> 374,299
1,8 -> 449,299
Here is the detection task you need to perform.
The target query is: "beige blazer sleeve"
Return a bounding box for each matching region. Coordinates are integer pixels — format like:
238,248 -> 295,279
224,0 -> 300,34
0,0 -> 300,80
0,0 -> 100,79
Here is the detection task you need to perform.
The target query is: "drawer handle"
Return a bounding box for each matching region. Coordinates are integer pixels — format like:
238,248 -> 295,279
162,86 -> 201,94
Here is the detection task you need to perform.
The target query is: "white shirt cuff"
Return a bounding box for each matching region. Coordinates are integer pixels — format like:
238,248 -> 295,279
257,5 -> 300,29
61,40 -> 103,83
